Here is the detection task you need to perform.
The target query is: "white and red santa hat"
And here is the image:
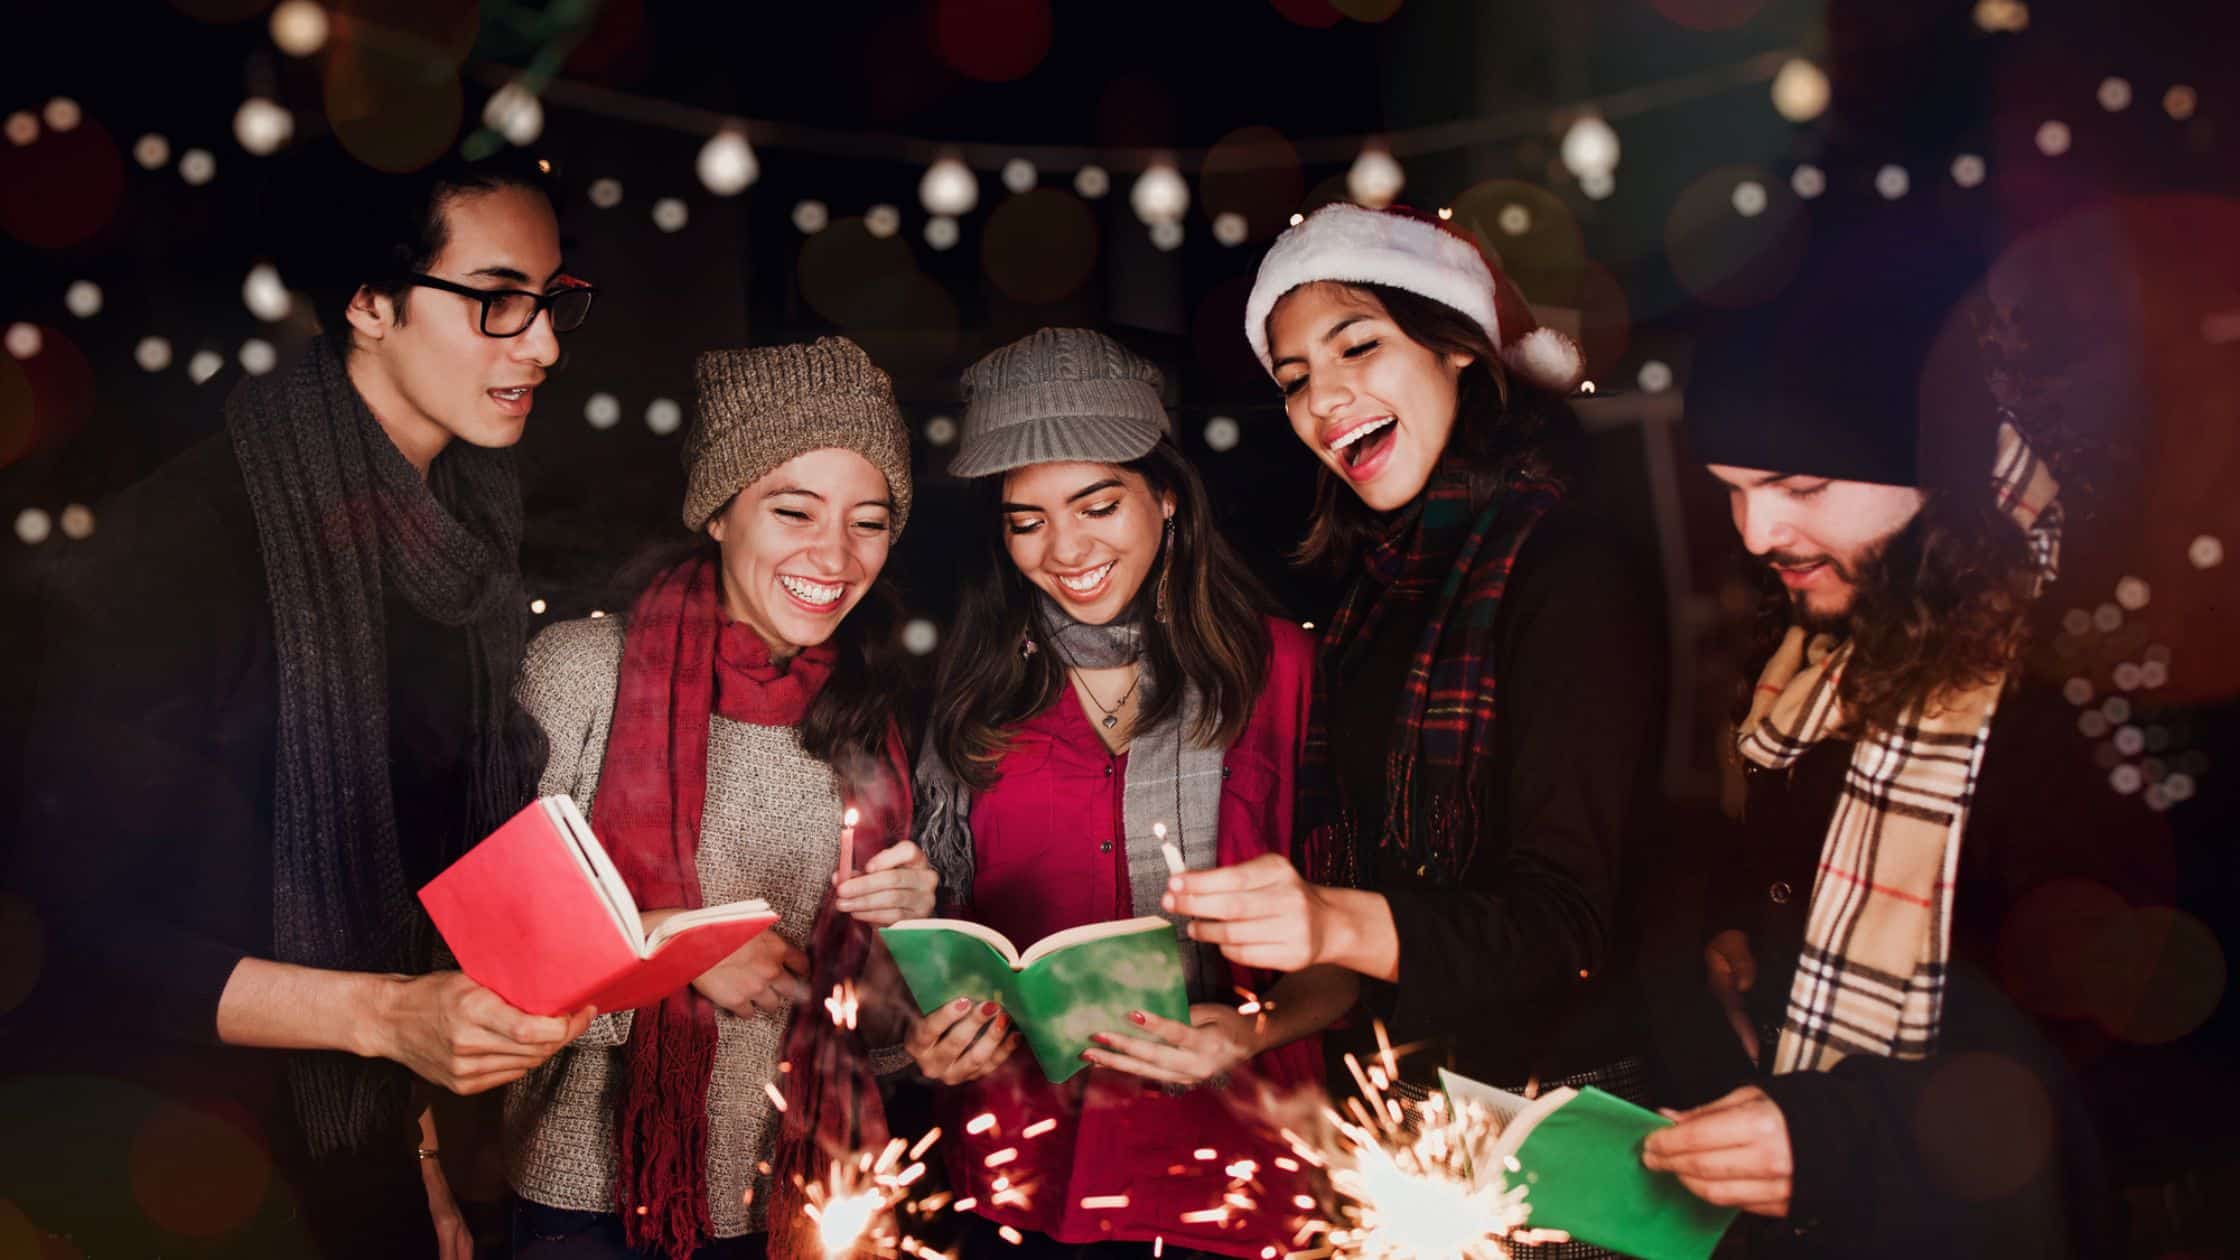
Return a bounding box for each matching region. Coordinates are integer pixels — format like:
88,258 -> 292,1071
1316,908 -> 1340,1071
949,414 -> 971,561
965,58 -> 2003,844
1243,202 -> 1585,394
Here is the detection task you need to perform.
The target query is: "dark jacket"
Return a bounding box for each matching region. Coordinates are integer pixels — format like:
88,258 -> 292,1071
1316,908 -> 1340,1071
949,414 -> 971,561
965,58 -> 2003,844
1671,684 -> 2181,1258
1328,501 -> 1669,1089
3,434 -> 472,1257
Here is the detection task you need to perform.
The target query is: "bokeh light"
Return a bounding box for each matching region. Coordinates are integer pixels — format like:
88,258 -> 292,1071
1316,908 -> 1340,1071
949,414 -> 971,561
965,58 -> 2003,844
585,393 -> 619,429
233,98 -> 294,155
2163,85 -> 2197,121
1212,212 -> 1248,246
1790,164 -> 1825,199
1951,154 -> 1986,188
1770,59 -> 1830,123
1559,115 -> 1619,180
697,130 -> 757,195
919,155 -> 978,217
2035,120 -> 2072,156
129,1100 -> 273,1238
925,215 -> 960,251
242,264 -> 291,323
188,349 -> 224,385
14,508 -> 51,545
1731,180 -> 1767,218
1201,126 -> 1299,243
1073,165 -> 1110,199
793,200 -> 829,234
239,340 -> 276,376
1638,360 -> 1673,394
1451,179 -> 1584,314
1875,164 -> 1911,200
58,503 -> 93,540
1346,146 -> 1403,208
1130,161 -> 1189,225
179,148 -> 216,185
982,189 -> 1099,304
865,204 -> 900,239
482,84 -> 541,146
645,398 -> 681,436
2188,535 -> 2221,569
933,0 -> 1053,83
1204,416 -> 1241,452
64,281 -> 102,319
2097,77 -> 2133,112
270,0 -> 331,56
924,416 -> 958,447
3,112 -> 35,147
135,337 -> 172,372
902,618 -> 940,655
1665,163 -> 1808,308
1,115 -> 126,248
588,177 -> 623,208
133,133 -> 170,169
323,25 -> 465,173
43,98 -> 81,133
1150,220 -> 1184,251
1914,1054 -> 2054,1200
651,198 -> 688,232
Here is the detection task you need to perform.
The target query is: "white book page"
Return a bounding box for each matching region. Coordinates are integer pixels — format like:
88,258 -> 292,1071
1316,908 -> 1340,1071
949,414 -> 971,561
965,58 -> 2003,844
883,918 -> 1024,968
548,796 -> 649,957
1016,915 -> 1173,969
644,900 -> 775,952
1487,1086 -> 1577,1168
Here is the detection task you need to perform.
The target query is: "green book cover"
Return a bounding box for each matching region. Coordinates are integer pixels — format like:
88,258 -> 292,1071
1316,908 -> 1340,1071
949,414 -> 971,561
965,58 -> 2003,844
1439,1070 -> 1737,1260
879,916 -> 1189,1083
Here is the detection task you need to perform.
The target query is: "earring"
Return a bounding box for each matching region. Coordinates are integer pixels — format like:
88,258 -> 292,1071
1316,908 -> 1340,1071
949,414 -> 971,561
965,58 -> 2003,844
1019,628 -> 1038,660
1154,516 -> 1176,625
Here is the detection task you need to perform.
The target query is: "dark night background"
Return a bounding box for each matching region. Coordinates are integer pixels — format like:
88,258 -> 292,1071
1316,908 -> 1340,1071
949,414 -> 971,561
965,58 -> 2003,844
3,0 -> 2238,1252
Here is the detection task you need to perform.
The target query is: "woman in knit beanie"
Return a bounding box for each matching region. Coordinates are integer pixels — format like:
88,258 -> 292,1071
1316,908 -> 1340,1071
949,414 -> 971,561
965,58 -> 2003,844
909,327 -> 1355,1259
504,336 -> 935,1260
1167,205 -> 1669,1253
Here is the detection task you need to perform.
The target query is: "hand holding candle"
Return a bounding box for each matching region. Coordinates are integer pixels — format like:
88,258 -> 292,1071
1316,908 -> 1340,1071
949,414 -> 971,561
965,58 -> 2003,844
1155,821 -> 1183,877
839,805 -> 859,882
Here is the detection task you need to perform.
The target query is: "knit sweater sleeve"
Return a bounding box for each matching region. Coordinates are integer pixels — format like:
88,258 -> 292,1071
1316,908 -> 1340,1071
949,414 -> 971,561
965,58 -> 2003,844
1369,519 -> 1666,1055
516,616 -> 633,1047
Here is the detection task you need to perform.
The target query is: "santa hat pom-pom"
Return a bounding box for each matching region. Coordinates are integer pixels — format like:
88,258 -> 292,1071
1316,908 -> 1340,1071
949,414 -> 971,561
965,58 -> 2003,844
1502,326 -> 1586,394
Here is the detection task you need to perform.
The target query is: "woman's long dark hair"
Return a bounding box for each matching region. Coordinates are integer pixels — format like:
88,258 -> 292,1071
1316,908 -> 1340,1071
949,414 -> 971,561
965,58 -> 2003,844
929,438 -> 1277,791
1287,281 -> 1582,571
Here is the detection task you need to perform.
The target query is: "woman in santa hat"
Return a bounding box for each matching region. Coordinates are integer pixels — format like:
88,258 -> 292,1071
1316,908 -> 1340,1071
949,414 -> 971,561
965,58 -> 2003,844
1166,204 -> 1668,1151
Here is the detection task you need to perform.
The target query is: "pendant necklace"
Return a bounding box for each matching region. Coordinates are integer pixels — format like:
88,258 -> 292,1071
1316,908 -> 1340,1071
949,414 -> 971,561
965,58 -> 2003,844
1053,639 -> 1141,730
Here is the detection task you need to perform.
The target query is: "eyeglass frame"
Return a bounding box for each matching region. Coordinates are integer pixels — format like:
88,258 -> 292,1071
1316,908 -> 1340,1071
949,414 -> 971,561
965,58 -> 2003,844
405,273 -> 598,338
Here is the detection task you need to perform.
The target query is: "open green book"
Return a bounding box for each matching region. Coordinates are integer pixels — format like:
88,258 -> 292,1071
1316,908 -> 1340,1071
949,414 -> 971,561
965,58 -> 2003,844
880,917 -> 1188,1083
1440,1069 -> 1737,1260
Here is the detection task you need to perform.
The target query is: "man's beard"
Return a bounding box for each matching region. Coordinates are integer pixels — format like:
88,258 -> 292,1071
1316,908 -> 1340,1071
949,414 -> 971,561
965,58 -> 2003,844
1767,549 -> 1863,634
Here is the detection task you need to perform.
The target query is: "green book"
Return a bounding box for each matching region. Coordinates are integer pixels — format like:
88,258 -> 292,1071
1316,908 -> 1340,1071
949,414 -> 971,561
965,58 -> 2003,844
1439,1069 -> 1738,1260
879,916 -> 1189,1083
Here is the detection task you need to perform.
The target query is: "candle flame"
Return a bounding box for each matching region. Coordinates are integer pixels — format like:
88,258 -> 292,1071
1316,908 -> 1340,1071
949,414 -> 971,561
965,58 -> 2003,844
843,806 -> 860,827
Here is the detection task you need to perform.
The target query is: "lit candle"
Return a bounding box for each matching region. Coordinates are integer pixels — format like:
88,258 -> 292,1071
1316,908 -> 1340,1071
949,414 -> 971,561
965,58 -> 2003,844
839,805 -> 860,882
1155,821 -> 1183,876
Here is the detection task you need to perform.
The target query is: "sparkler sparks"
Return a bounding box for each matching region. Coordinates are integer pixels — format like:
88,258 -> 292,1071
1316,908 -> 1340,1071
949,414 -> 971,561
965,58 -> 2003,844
792,1135 -> 961,1260
826,979 -> 861,1030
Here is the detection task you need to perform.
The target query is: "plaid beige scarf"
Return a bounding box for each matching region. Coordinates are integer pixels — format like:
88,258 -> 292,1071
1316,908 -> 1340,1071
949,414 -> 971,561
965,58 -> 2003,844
1739,421 -> 2061,1073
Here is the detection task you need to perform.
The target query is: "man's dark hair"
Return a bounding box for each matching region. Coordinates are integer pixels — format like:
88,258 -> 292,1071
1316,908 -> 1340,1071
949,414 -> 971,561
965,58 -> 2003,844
290,147 -> 560,344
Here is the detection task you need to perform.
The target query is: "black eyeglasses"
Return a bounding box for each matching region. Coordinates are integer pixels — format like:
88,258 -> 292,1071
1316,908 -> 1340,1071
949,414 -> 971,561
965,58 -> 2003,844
408,274 -> 597,337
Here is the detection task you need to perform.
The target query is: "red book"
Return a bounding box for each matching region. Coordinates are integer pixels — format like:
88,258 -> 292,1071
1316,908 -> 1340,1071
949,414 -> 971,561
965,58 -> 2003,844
418,796 -> 780,1016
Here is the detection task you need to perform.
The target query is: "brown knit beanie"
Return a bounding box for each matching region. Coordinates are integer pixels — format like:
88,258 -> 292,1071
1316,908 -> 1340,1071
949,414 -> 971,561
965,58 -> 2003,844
681,336 -> 913,534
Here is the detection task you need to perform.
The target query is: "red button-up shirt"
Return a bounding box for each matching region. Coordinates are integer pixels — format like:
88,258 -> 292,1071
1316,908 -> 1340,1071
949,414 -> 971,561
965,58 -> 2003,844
944,618 -> 1323,1257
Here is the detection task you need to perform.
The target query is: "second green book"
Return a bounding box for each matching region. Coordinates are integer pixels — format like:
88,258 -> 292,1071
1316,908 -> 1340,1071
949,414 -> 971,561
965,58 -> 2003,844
880,916 -> 1190,1082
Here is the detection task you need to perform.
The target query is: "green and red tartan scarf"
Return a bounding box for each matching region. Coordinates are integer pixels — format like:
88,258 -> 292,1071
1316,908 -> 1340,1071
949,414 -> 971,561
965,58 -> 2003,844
1300,460 -> 1566,888
1741,420 -> 2062,1073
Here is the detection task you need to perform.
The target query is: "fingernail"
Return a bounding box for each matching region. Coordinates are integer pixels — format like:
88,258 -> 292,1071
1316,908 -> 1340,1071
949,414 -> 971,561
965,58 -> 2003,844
1080,1050 -> 1097,1062
953,997 -> 973,1011
1161,894 -> 1175,911
980,1001 -> 999,1017
1128,1010 -> 1147,1025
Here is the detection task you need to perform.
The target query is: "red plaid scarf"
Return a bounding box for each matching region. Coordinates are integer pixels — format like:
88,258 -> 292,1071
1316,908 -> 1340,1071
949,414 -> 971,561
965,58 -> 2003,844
1302,461 -> 1565,886
596,554 -> 909,1259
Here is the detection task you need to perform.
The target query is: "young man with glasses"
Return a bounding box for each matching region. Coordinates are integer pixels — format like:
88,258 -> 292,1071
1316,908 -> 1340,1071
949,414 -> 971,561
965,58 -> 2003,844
7,149 -> 596,1258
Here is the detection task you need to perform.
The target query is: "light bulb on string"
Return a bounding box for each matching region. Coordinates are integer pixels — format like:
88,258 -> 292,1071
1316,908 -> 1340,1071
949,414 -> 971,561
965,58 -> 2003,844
1212,213 -> 1247,246
243,264 -> 291,322
588,178 -> 623,208
3,112 -> 36,147
43,98 -> 81,133
234,98 -> 294,156
652,198 -> 689,233
920,155 -> 978,217
866,205 -> 901,239
925,215 -> 960,250
270,1 -> 330,56
1580,169 -> 1615,201
1771,59 -> 1830,123
1346,145 -> 1404,208
134,133 -> 169,169
697,129 -> 758,196
481,83 -> 542,146
792,200 -> 829,234
1073,165 -> 1110,199
1559,115 -> 1619,180
1001,158 -> 1037,194
1130,161 -> 1189,226
1149,220 -> 1184,252
1790,164 -> 1826,199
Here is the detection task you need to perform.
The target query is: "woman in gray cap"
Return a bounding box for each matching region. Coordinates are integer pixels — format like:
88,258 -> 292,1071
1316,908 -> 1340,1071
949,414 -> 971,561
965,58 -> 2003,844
504,337 -> 936,1260
908,327 -> 1354,1259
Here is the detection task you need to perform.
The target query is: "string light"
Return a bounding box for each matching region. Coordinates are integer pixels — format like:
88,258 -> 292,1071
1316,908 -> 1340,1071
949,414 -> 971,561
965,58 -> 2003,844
1497,203 -> 1532,235
2115,576 -> 2151,611
1580,169 -> 1615,200
2188,535 -> 2223,569
135,336 -> 172,371
2164,85 -> 2197,121
1130,161 -> 1189,226
919,155 -> 978,217
4,111 -> 36,146
925,215 -> 959,250
645,398 -> 683,436
57,504 -> 95,541
2035,120 -> 2072,156
188,350 -> 224,384
1073,165 -> 1110,199
1951,154 -> 1986,188
530,598 -> 548,615
1559,114 -> 1619,180
1790,163 -> 1826,199
4,323 -> 41,360
2098,77 -> 2133,112
697,129 -> 759,195
1346,145 -> 1404,208
585,393 -> 621,429
1731,180 -> 1768,217
270,0 -> 330,56
1212,213 -> 1247,246
1149,220 -> 1184,251
865,204 -> 900,239
1770,59 -> 1830,122
652,198 -> 689,232
133,133 -> 170,169
902,619 -> 939,656
483,83 -> 543,146
64,281 -> 102,319
14,509 -> 53,545
792,200 -> 829,234
1203,416 -> 1240,452
179,148 -> 216,186
239,340 -> 277,376
924,416 -> 957,446
43,98 -> 81,133
1875,164 -> 1911,200
243,264 -> 291,322
1638,360 -> 1673,393
589,178 -> 624,209
234,98 -> 294,155
1001,158 -> 1037,194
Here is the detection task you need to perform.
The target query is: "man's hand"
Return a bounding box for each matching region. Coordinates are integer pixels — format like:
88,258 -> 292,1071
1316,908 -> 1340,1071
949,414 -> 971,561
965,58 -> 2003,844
904,996 -> 1017,1085
691,930 -> 811,1018
834,840 -> 938,926
1704,928 -> 1761,1062
367,972 -> 592,1094
1080,1004 -> 1256,1088
1642,1085 -> 1794,1218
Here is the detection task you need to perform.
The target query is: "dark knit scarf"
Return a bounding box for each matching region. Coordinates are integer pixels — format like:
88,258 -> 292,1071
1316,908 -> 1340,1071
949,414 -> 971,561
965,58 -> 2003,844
597,555 -> 909,1260
225,336 -> 541,1156
1300,460 -> 1564,887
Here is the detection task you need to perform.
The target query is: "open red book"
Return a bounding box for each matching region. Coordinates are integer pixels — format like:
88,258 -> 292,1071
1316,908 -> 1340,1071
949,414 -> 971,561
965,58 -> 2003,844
418,796 -> 780,1016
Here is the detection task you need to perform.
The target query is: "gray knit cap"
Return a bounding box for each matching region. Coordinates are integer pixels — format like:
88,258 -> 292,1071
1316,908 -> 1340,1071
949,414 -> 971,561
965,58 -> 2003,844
948,328 -> 1172,478
682,336 -> 913,534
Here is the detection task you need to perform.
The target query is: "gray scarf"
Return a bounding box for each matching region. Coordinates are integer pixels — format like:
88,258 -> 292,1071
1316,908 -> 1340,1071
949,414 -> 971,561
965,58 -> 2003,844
916,596 -> 1225,1000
